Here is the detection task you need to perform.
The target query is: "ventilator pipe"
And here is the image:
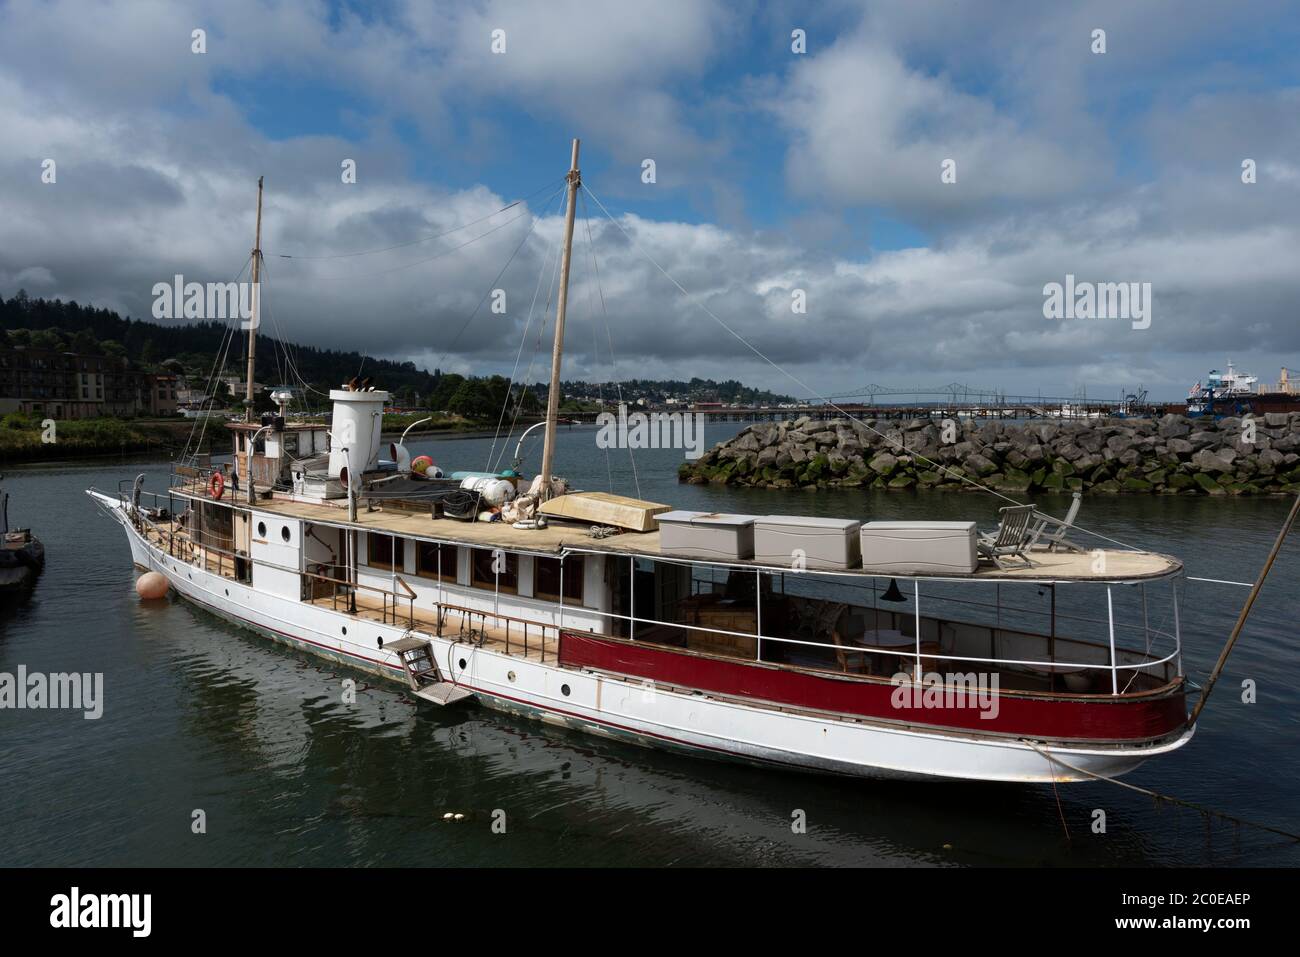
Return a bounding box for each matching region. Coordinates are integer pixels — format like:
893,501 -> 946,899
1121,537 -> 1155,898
388,416 -> 430,475
247,425 -> 272,504
513,420 -> 548,471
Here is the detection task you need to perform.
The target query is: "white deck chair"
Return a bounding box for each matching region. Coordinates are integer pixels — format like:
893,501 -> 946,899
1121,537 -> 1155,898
1030,492 -> 1085,553
977,504 -> 1039,569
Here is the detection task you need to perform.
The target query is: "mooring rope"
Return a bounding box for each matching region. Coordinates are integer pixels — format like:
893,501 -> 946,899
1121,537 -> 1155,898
1022,738 -> 1300,843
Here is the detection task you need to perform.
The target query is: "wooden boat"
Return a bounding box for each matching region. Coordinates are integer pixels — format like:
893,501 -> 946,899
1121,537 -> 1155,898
88,147 -> 1199,782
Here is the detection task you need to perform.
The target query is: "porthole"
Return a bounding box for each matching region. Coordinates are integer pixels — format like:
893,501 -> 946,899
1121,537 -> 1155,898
507,671 -> 516,682
458,658 -> 467,670
377,637 -> 384,649
225,588 -> 229,596
560,684 -> 571,697
342,626 -> 348,636
257,521 -> 267,537
281,526 -> 290,543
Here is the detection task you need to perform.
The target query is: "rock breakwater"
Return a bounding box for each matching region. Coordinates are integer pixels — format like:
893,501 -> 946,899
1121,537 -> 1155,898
678,413 -> 1300,496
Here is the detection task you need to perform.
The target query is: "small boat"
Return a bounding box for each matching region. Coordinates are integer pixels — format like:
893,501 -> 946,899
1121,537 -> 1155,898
0,481 -> 45,593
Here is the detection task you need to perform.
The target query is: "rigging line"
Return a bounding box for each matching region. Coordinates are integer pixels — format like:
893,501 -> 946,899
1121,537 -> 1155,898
436,184 -> 564,367
257,257 -> 330,400
262,276 -> 319,422
485,226 -> 562,473
494,228 -> 565,474
1021,739 -> 1300,843
576,203 -> 613,491
580,189 -> 640,498
576,201 -> 613,491
259,259 -> 319,406
491,216 -> 569,474
280,194 -> 554,283
273,177 -> 565,260
190,313 -> 241,464
182,255 -> 253,463
592,323 -> 613,491
581,181 -> 1142,553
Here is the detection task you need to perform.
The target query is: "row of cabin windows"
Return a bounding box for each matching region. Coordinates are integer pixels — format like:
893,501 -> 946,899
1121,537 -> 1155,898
366,535 -> 583,602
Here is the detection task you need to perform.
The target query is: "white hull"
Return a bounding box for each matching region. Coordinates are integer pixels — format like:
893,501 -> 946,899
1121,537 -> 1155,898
93,491 -> 1193,783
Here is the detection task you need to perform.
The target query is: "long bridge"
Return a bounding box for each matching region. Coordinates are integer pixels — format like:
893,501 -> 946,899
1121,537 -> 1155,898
559,382 -> 1175,423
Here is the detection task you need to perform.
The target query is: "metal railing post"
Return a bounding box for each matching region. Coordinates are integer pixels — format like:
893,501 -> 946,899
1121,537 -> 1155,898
1107,586 -> 1119,695
1172,579 -> 1183,678
913,580 -> 922,682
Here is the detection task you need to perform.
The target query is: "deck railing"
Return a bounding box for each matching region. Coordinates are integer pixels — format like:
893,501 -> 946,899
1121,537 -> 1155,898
107,483 -> 1181,696
604,601 -> 1178,695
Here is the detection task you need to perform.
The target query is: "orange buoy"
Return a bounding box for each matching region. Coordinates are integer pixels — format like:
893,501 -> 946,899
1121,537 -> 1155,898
209,470 -> 225,499
136,571 -> 170,600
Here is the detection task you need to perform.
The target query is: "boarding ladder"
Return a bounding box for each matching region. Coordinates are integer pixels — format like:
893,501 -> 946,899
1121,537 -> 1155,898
387,635 -> 475,707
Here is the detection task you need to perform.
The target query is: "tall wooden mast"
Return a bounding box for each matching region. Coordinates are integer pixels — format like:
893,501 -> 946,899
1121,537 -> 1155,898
538,139 -> 581,500
245,175 -> 264,422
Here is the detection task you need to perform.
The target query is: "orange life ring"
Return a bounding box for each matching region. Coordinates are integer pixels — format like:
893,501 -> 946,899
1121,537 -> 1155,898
209,470 -> 225,499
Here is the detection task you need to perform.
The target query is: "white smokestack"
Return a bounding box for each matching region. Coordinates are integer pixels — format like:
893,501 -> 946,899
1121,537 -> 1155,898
328,389 -> 389,481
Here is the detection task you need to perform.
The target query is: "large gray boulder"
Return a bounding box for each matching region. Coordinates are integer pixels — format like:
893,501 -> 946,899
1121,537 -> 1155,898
1192,447 -> 1237,473
868,452 -> 899,474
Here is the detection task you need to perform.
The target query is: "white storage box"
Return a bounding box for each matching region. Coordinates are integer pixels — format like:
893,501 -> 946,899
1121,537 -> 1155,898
753,516 -> 862,569
657,511 -> 757,560
860,521 -> 978,574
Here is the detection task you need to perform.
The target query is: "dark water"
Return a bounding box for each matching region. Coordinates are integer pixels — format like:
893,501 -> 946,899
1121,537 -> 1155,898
1,422 -> 1297,867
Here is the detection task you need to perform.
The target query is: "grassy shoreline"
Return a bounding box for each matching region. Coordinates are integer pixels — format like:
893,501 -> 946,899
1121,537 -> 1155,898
0,412 -> 551,464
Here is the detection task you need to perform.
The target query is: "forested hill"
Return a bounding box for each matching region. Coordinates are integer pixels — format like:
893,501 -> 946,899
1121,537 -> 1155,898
0,290 -> 795,408
0,290 -> 438,398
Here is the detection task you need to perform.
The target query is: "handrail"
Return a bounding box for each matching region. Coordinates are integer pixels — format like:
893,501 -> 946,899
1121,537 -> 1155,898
603,606 -> 1175,675
681,580 -> 1177,666
122,489 -> 1175,692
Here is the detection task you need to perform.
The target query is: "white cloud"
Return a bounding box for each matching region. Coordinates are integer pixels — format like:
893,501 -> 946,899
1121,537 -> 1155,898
1,0 -> 1299,403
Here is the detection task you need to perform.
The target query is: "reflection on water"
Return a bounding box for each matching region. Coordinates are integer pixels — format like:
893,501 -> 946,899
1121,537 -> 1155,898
1,423 -> 1297,866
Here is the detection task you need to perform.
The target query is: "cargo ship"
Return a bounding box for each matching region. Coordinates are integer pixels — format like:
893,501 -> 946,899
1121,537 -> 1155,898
1187,362 -> 1300,417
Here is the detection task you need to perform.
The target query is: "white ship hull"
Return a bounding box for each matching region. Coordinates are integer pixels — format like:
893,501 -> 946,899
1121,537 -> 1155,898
93,491 -> 1192,784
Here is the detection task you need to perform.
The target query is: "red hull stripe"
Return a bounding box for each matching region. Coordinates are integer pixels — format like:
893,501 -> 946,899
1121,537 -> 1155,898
173,584 -> 814,768
558,632 -> 1187,742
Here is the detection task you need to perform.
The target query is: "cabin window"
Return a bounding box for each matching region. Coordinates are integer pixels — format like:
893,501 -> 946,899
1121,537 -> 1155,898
415,541 -> 458,582
470,548 -> 517,594
534,556 -> 584,603
368,534 -> 399,571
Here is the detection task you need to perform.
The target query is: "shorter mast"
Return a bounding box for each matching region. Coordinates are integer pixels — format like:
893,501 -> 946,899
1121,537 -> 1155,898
538,139 -> 581,500
245,175 -> 264,422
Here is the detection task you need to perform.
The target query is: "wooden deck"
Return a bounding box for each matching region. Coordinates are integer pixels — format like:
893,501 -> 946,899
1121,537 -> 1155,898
307,590 -> 562,664
169,480 -> 1183,583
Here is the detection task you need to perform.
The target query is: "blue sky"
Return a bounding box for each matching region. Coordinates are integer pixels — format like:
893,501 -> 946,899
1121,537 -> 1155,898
3,0 -> 1300,400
